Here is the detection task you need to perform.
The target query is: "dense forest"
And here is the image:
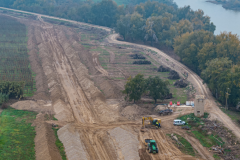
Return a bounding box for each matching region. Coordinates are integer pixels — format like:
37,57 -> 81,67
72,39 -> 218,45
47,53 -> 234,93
0,0 -> 239,107
174,31 -> 240,107
207,0 -> 240,11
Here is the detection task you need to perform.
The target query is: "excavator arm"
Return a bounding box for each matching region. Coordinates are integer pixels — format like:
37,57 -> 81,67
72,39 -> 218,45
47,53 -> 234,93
142,117 -> 161,128
142,117 -> 153,128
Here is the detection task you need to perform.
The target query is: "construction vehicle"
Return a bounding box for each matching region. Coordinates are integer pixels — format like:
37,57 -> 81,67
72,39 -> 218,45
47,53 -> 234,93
142,117 -> 161,129
145,139 -> 159,154
159,109 -> 173,116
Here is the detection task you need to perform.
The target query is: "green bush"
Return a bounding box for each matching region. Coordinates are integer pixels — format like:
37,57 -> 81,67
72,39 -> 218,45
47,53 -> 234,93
0,81 -> 25,99
0,93 -> 9,104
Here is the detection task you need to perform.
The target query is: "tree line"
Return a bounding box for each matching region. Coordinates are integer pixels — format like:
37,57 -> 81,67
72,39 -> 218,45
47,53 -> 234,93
0,0 -> 215,47
174,31 -> 240,107
208,0 -> 240,11
123,74 -> 170,103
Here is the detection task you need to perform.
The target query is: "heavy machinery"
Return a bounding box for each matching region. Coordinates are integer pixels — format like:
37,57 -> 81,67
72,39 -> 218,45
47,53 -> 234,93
145,139 -> 159,154
142,117 -> 161,129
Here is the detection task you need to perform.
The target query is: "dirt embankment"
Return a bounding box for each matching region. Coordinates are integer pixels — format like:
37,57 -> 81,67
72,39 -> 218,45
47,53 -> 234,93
32,113 -> 62,160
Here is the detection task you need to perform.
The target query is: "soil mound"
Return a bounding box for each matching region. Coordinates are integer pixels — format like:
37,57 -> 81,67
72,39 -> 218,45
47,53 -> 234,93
121,104 -> 152,120
129,54 -> 146,59
109,127 -> 140,160
174,79 -> 188,88
158,65 -> 171,72
168,70 -> 180,80
11,100 -> 54,114
32,113 -> 62,160
154,105 -> 168,112
58,124 -> 89,160
133,60 -> 151,65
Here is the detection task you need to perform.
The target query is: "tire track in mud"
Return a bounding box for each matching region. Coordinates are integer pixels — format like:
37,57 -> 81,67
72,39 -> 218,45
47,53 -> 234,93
38,17 -> 96,124
34,17 -> 141,160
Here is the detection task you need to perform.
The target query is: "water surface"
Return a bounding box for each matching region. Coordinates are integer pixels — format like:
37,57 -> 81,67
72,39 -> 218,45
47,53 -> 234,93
174,0 -> 240,36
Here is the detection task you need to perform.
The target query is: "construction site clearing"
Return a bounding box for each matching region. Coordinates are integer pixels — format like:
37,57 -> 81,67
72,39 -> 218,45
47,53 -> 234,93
0,8 -> 240,160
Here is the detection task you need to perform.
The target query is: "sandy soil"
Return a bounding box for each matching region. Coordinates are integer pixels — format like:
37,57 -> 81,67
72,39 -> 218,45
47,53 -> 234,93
1,6 -> 239,160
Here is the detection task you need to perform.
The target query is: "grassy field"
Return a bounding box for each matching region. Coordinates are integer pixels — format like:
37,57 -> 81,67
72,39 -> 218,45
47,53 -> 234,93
0,107 -> 37,160
0,15 -> 36,97
96,45 -> 188,104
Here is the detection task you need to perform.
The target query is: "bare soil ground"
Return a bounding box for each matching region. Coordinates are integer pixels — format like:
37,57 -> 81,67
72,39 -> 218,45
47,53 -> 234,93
1,7 -> 239,160
17,16 -> 198,160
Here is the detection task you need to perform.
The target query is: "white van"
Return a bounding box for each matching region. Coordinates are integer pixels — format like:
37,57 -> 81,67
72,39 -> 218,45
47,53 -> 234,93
173,119 -> 186,126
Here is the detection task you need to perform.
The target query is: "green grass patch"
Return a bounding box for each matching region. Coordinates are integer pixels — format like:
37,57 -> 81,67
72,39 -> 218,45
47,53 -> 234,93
179,113 -> 224,148
191,131 -> 223,148
167,134 -> 195,157
213,154 -> 221,160
81,34 -> 88,40
91,47 -> 109,55
112,77 -> 125,80
52,128 -> 67,160
220,108 -> 240,121
0,107 -> 37,160
82,45 -> 91,49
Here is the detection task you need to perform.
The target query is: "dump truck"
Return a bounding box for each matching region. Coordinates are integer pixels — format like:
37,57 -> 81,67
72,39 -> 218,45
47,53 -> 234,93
142,117 -> 161,129
145,139 -> 159,154
159,109 -> 173,116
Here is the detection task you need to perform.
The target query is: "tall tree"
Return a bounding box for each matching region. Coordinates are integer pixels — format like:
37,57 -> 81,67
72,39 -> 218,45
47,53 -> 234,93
173,30 -> 215,73
146,76 -> 170,103
144,17 -> 158,46
122,74 -> 146,103
201,58 -> 232,104
116,14 -> 132,40
215,32 -> 240,64
91,0 -> 118,27
175,19 -> 193,36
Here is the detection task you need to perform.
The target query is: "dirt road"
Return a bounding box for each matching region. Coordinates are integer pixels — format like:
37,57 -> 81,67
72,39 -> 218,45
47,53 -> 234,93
1,6 -> 239,160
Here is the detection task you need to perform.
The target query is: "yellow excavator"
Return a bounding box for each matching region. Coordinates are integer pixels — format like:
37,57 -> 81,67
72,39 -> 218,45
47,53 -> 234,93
142,117 -> 161,129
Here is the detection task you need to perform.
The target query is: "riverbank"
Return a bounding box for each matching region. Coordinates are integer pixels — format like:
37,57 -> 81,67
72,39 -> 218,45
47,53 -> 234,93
206,0 -> 240,11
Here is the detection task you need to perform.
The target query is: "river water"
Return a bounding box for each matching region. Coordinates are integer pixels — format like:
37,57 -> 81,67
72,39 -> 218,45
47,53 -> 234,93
174,0 -> 240,36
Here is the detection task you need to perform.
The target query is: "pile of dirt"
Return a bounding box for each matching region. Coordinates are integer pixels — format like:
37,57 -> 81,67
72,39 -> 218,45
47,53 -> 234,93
129,54 -> 146,59
32,113 -> 62,160
109,127 -> 140,160
27,25 -> 50,101
58,124 -> 89,160
11,100 -> 54,114
121,104 -> 152,120
133,60 -> 151,65
168,70 -> 180,80
174,79 -> 188,88
158,65 -> 171,72
154,105 -> 169,112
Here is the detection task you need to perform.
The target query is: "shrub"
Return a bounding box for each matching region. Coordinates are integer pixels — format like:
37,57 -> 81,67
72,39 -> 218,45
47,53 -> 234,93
133,60 -> 151,65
